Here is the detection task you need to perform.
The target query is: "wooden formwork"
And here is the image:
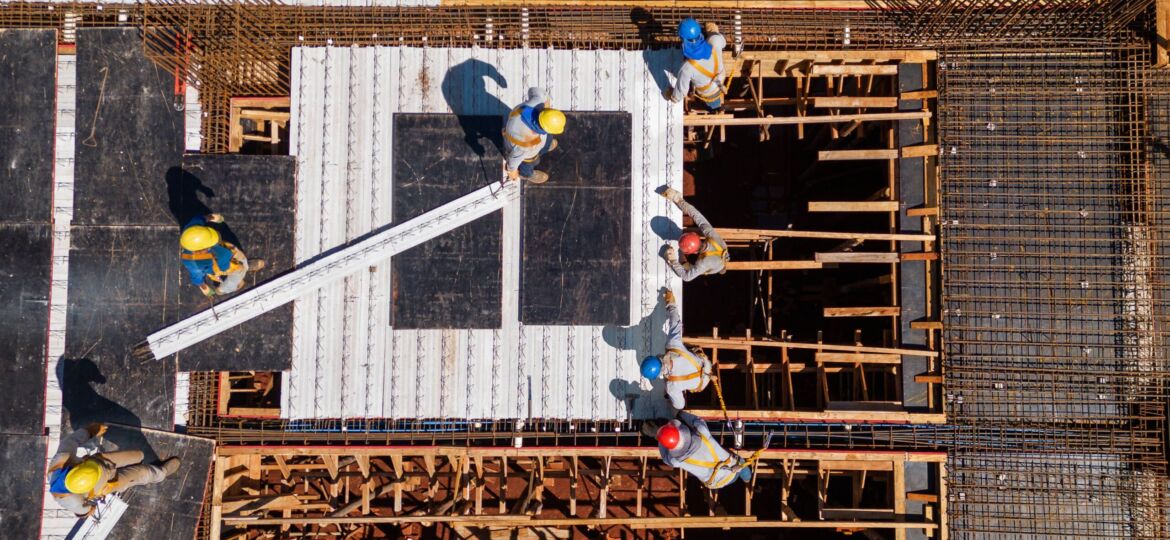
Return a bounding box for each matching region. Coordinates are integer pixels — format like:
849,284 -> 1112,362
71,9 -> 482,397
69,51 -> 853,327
210,446 -> 947,539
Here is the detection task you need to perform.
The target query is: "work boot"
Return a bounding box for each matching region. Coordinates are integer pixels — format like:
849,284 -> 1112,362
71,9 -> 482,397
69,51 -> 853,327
525,171 -> 549,184
549,139 -> 559,152
161,457 -> 182,477
248,259 -> 267,271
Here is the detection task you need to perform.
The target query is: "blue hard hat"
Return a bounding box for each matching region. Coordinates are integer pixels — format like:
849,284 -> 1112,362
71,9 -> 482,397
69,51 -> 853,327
641,356 -> 663,379
738,467 -> 753,483
679,18 -> 703,41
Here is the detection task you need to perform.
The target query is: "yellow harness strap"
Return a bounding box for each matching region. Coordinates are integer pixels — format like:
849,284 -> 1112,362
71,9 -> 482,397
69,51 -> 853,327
181,248 -> 233,276
701,241 -> 727,259
503,108 -> 542,147
682,434 -> 738,488
665,348 -> 710,391
686,50 -> 724,101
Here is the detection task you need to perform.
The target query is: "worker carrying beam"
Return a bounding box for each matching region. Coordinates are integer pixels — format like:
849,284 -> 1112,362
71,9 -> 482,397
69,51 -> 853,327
644,412 -> 751,489
180,213 -> 265,297
503,86 -> 566,184
47,423 -> 182,517
641,287 -> 713,410
665,18 -> 726,111
660,188 -> 729,281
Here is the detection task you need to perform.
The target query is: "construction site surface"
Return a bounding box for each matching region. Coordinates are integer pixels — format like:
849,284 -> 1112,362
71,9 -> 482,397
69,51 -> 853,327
0,1 -> 1167,539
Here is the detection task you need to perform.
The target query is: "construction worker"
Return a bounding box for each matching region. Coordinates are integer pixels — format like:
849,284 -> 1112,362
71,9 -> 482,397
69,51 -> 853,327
180,213 -> 265,297
640,287 -> 713,410
659,187 -> 729,281
644,412 -> 751,490
47,424 -> 182,517
503,86 -> 566,184
665,18 -> 726,111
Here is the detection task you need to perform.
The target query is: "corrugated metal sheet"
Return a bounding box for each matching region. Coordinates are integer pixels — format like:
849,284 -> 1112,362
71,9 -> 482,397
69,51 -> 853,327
288,46 -> 682,420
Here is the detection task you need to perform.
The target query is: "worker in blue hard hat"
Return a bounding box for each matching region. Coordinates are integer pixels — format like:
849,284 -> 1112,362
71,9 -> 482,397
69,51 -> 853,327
639,287 -> 714,410
47,423 -> 181,517
503,86 -> 566,184
180,213 -> 265,297
665,17 -> 727,111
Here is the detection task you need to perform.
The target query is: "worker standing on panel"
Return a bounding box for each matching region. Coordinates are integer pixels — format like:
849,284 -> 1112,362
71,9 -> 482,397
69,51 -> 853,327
503,86 -> 566,184
659,187 -> 729,281
644,412 -> 751,489
47,424 -> 182,517
665,18 -> 726,111
640,287 -> 713,410
180,213 -> 265,297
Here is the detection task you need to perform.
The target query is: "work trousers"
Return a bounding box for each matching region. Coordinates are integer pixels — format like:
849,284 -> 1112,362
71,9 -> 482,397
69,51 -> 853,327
215,252 -> 249,294
103,450 -> 168,492
518,137 -> 556,178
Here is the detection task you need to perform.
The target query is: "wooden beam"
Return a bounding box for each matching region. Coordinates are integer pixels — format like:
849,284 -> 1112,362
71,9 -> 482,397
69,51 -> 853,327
899,89 -> 938,100
906,206 -> 939,217
914,374 -> 944,385
818,149 -> 899,161
809,201 -> 900,212
684,336 -> 939,358
223,516 -> 938,530
811,64 -> 899,76
736,50 -> 936,63
907,491 -> 940,503
811,96 -> 899,108
816,352 -> 901,365
683,111 -> 930,127
1158,0 -> 1170,67
692,409 -> 946,423
910,320 -> 943,330
718,228 -> 934,242
725,260 -> 823,271
901,251 -> 939,261
823,307 -> 901,317
816,252 -> 899,264
900,144 -> 938,158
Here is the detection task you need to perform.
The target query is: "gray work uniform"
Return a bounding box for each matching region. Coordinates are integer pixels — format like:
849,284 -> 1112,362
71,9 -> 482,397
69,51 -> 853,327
660,412 -> 745,489
662,301 -> 713,410
670,33 -> 727,104
668,199 -> 729,281
503,87 -> 550,173
48,428 -> 169,516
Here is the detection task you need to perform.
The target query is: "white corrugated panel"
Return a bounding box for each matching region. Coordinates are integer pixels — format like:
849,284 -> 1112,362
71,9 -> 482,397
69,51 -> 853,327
288,46 -> 683,420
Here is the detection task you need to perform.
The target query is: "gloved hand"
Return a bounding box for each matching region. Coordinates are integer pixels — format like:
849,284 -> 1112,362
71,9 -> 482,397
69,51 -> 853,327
705,22 -> 720,34
662,87 -> 675,102
663,245 -> 678,262
199,283 -> 215,297
506,167 -> 521,181
660,187 -> 684,203
662,288 -> 676,305
638,377 -> 653,392
205,213 -> 224,224
86,422 -> 108,438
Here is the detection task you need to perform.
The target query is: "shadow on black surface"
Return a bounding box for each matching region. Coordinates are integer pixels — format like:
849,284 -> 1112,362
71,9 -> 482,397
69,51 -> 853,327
58,358 -> 159,464
441,59 -> 509,157
166,165 -> 241,248
631,7 -> 673,94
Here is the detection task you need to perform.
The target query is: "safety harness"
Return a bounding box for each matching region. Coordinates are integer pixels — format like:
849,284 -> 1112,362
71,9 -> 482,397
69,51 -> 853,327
682,433 -> 741,489
686,49 -> 724,103
503,107 -> 543,148
665,347 -> 712,390
181,243 -> 242,281
697,238 -> 730,275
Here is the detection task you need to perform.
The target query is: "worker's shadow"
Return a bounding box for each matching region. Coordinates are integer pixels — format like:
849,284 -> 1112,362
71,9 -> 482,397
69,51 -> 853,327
441,58 -> 508,159
58,358 -> 160,464
631,8 -> 677,96
165,165 -> 242,248
602,289 -> 675,420
650,215 -> 683,242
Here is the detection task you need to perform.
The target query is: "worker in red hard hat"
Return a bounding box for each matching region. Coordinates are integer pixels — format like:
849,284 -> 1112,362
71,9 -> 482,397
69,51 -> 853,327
639,287 -> 713,410
46,423 -> 182,517
659,187 -> 728,281
643,412 -> 751,490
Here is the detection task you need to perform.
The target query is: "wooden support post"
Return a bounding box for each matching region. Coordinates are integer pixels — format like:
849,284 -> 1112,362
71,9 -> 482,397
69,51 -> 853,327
1158,0 -> 1170,67
894,461 -> 907,540
390,455 -> 404,513
210,456 -> 226,540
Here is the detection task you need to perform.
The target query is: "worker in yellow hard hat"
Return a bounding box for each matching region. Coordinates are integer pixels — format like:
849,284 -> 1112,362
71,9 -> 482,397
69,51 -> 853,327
180,213 -> 265,297
47,423 -> 182,517
503,86 -> 566,184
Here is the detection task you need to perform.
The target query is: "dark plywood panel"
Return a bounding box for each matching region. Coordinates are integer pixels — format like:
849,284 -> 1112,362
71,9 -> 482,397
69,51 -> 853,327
0,434 -> 47,538
392,113 -> 502,329
0,29 -> 56,224
101,426 -> 214,540
174,155 -> 295,371
0,225 -> 51,435
73,28 -> 183,227
64,227 -> 178,431
522,112 -> 631,326
897,63 -> 930,408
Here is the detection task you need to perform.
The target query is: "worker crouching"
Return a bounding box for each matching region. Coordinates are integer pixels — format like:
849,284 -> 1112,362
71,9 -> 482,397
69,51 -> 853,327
503,87 -> 566,184
659,187 -> 729,281
180,214 -> 265,297
641,287 -> 713,410
645,412 -> 751,490
665,18 -> 726,111
47,424 -> 181,517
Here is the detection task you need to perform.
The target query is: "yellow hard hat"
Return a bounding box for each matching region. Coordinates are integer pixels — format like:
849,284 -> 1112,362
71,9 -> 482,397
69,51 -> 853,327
180,225 -> 220,251
538,109 -> 566,135
65,459 -> 103,494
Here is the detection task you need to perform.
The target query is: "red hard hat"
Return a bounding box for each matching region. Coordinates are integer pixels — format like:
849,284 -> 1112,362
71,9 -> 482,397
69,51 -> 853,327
679,232 -> 703,255
657,424 -> 682,449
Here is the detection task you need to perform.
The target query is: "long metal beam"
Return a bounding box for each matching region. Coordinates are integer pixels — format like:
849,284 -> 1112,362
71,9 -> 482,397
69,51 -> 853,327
139,181 -> 519,360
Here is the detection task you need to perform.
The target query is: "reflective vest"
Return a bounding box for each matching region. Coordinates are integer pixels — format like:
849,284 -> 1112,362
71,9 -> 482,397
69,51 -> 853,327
687,50 -> 724,102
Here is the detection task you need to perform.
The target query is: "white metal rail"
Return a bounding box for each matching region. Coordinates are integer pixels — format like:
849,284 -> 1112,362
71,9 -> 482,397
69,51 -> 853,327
140,181 -> 519,360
